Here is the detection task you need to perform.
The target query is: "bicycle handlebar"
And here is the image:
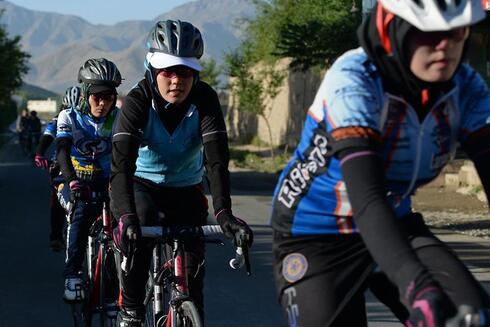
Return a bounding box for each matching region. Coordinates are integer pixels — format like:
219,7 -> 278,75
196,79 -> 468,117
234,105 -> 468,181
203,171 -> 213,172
140,225 -> 252,276
445,305 -> 488,327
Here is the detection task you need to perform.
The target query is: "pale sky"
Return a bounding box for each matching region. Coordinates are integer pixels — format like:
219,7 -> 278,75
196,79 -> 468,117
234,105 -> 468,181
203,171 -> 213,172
7,0 -> 194,25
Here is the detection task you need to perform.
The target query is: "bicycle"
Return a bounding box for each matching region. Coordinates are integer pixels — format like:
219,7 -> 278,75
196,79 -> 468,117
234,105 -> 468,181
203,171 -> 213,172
63,193 -> 121,327
122,225 -> 251,327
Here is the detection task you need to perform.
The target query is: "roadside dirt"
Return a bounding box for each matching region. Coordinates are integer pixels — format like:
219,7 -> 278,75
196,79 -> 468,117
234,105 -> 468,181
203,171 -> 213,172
413,185 -> 490,238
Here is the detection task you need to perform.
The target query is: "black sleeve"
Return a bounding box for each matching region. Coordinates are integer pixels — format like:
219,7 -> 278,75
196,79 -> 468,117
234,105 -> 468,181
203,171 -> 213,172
461,125 -> 490,209
195,82 -> 227,144
338,141 -> 432,295
194,82 -> 231,214
204,138 -> 231,214
56,137 -> 77,182
110,81 -> 150,218
36,134 -> 54,156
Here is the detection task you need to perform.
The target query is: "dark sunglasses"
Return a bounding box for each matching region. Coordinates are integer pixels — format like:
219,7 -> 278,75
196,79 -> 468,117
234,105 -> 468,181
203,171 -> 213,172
90,93 -> 115,102
157,66 -> 194,78
413,27 -> 468,46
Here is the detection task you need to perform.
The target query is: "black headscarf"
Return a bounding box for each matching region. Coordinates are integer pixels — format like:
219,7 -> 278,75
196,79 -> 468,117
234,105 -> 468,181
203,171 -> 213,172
357,3 -> 458,117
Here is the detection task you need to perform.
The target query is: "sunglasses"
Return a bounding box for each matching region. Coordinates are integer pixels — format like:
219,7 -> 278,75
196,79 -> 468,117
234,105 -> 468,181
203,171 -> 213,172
412,27 -> 468,46
157,66 -> 194,78
90,93 -> 115,102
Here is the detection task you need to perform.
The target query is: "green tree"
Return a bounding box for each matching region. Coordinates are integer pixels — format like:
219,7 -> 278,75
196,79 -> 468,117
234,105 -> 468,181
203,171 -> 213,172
200,58 -> 221,90
0,9 -> 30,106
248,0 -> 360,70
225,46 -> 285,164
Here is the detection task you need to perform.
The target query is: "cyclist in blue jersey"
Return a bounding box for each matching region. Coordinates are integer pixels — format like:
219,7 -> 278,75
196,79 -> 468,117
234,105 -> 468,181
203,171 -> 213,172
56,58 -> 122,302
271,0 -> 490,326
110,20 -> 254,326
35,86 -> 81,252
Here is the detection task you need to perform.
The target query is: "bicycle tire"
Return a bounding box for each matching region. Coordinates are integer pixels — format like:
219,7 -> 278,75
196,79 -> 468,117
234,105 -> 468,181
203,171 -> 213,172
98,246 -> 119,327
175,301 -> 202,327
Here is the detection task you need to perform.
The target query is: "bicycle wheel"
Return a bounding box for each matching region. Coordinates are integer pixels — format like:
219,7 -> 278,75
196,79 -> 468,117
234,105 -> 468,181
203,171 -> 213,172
98,246 -> 119,327
175,301 -> 202,327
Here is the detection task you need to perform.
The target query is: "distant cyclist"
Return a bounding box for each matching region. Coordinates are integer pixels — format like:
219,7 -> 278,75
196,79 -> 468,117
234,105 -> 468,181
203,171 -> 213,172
110,20 -> 254,326
56,59 -> 121,302
34,86 -> 81,252
271,0 -> 490,326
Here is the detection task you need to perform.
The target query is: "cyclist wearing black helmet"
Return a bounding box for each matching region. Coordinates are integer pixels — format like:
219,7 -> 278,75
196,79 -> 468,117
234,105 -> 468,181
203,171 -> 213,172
110,20 -> 254,326
34,86 -> 82,252
56,58 -> 122,302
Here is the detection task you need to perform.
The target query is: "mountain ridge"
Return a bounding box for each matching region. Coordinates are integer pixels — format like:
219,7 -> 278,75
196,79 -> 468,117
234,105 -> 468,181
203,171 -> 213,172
0,0 -> 255,93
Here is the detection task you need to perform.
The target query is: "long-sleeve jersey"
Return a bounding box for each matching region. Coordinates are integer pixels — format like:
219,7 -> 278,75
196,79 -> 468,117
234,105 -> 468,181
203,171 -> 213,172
110,78 -> 232,219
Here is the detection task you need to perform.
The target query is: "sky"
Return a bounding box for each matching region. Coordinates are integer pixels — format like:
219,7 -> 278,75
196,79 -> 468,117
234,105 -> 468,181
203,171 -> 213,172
7,0 -> 194,25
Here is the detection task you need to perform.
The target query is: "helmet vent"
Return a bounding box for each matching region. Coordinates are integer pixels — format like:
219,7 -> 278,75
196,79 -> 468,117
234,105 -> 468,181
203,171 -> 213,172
411,0 -> 424,9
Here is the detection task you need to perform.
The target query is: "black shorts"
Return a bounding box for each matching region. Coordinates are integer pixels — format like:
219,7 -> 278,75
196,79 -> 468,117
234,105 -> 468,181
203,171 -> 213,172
273,214 -> 490,327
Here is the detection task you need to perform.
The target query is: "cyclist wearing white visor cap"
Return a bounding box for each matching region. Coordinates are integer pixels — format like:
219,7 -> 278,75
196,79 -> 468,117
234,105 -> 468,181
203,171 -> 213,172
110,20 -> 253,327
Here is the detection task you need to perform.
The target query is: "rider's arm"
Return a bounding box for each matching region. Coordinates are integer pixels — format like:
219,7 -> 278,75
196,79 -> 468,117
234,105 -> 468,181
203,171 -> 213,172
55,110 -> 76,182
110,81 -> 149,218
35,134 -> 54,156
56,137 -> 76,182
334,128 -> 433,296
461,125 -> 490,209
196,82 -> 231,214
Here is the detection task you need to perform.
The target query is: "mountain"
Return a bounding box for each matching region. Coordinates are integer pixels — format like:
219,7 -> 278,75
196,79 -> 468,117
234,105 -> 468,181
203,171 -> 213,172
19,82 -> 60,99
0,0 -> 255,94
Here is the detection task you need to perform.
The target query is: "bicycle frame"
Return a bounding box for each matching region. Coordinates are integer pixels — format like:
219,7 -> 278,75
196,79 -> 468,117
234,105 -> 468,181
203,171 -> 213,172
149,237 -> 192,327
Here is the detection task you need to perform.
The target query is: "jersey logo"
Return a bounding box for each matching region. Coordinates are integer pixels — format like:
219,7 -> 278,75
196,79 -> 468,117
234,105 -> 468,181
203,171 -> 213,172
282,253 -> 308,283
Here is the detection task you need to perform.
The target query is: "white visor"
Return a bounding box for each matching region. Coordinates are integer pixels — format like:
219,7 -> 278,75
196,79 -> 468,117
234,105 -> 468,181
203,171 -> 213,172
146,52 -> 202,71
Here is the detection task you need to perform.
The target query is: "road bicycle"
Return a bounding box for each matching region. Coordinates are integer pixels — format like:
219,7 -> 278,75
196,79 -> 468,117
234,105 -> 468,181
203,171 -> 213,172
122,225 -> 251,327
64,193 -> 121,327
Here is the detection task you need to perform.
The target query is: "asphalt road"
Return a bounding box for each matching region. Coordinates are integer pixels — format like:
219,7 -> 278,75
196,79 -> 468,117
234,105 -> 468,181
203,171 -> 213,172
1,135 -> 490,327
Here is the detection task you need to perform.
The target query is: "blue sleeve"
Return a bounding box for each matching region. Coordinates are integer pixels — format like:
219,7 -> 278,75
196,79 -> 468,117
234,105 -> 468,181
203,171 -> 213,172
457,64 -> 490,144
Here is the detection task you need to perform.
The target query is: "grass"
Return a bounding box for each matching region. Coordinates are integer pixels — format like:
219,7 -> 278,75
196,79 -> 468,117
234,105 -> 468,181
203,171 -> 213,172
229,145 -> 291,173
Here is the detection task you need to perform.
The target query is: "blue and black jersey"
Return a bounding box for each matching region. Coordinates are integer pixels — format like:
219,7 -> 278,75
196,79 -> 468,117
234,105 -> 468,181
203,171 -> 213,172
271,47 -> 490,236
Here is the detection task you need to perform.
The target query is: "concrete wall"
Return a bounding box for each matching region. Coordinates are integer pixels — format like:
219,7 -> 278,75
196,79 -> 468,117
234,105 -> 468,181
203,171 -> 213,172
27,98 -> 57,114
226,58 -> 323,147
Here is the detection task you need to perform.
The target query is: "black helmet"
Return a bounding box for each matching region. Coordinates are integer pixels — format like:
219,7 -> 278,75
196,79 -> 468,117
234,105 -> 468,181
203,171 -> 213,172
147,20 -> 204,59
78,58 -> 122,88
77,58 -> 121,115
62,86 -> 81,109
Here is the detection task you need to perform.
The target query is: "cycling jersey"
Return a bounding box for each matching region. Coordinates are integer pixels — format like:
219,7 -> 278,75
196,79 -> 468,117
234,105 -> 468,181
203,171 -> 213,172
271,47 -> 490,236
43,116 -> 57,138
57,107 -> 118,181
111,77 -> 230,218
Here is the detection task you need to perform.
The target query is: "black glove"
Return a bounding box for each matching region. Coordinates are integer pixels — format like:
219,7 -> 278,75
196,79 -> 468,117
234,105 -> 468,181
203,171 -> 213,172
113,213 -> 141,256
69,180 -> 91,201
405,283 -> 456,327
216,209 -> 253,247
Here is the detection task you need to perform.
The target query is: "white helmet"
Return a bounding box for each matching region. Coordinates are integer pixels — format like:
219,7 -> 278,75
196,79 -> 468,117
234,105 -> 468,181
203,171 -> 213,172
379,0 -> 486,31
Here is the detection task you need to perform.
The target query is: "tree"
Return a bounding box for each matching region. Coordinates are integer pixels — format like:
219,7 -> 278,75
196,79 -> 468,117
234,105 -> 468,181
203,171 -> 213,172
225,46 -> 285,164
247,0 -> 360,70
200,58 -> 221,90
0,9 -> 30,106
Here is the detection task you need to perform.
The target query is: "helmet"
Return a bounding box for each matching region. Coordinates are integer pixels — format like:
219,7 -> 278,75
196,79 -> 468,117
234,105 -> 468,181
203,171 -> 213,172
145,20 -> 204,72
379,0 -> 486,31
147,20 -> 204,59
77,58 -> 122,115
78,58 -> 122,89
62,86 -> 81,109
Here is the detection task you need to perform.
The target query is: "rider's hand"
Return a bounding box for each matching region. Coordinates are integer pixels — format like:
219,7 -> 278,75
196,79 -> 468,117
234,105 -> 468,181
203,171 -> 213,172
113,213 -> 141,256
216,209 -> 253,247
405,284 -> 456,327
34,154 -> 49,169
69,180 -> 91,201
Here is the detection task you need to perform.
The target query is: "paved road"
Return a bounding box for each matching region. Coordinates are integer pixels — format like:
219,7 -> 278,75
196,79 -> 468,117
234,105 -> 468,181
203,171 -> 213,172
1,135 -> 489,326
